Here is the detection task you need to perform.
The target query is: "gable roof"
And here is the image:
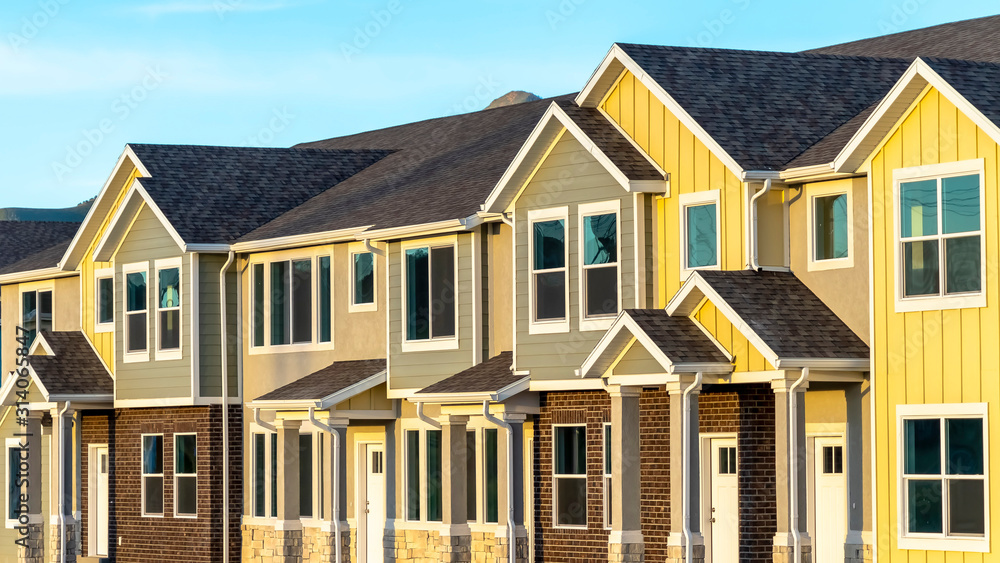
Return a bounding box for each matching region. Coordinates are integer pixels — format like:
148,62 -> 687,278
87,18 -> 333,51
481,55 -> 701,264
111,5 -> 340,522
27,331 -> 113,398
804,15 -> 1000,62
0,221 -> 81,276
667,270 -> 869,369
580,309 -> 733,379
413,352 -> 528,402
251,358 -> 386,409
240,95 -> 574,242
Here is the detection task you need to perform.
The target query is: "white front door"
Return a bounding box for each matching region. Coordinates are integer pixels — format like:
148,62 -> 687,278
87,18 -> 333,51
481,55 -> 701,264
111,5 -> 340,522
360,444 -> 385,563
813,438 -> 847,563
709,439 -> 739,563
93,446 -> 109,556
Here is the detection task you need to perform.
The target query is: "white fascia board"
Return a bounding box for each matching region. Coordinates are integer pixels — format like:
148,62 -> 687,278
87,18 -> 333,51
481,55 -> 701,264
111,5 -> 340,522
576,44 -> 745,180
578,311 -> 631,377
184,244 -> 232,253
27,334 -> 54,356
358,220 -> 466,242
92,180 -> 187,262
230,226 -> 373,253
772,357 -> 870,371
0,268 -> 75,286
484,103 -> 565,213
668,362 -> 734,375
409,376 -> 531,404
59,145 -> 149,271
317,370 -> 386,409
49,394 -> 113,403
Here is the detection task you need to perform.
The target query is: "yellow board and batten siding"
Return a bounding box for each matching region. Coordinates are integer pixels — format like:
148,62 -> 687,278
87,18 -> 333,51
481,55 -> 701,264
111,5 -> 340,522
600,71 -> 749,305
870,86 -> 1000,561
80,165 -> 142,373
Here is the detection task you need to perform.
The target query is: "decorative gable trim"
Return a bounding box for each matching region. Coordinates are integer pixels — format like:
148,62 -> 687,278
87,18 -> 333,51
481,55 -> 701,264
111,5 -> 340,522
91,179 -> 188,262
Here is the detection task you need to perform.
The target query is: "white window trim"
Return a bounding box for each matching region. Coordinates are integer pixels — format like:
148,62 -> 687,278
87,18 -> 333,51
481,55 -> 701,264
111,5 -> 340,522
19,280 -> 55,347
602,422 -> 612,530
154,258 -> 183,361
5,438 -> 23,529
173,432 -> 197,518
679,190 -> 722,273
140,433 -> 164,518
578,201 -> 622,332
400,235 -> 460,352
552,423 -> 587,529
94,267 -> 115,333
806,184 -> 854,272
896,402 -> 990,552
249,429 -> 273,520
349,242 -> 378,313
122,262 -> 150,363
528,207 -> 570,335
247,248 -> 335,355
404,428 -> 423,522
893,159 -> 986,313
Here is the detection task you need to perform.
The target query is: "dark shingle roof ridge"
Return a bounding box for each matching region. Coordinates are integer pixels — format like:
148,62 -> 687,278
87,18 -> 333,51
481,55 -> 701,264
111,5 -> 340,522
803,14 -> 1000,59
616,42 -> 914,64
921,55 -> 1000,69
129,142 -> 394,156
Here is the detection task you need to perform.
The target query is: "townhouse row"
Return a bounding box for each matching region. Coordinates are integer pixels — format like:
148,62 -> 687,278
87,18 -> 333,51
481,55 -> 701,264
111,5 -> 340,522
1,14 -> 999,563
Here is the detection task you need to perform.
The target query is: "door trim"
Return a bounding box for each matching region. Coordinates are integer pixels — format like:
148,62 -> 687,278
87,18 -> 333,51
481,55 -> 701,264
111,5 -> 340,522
357,440 -> 385,563
700,432 -> 737,563
808,433 -> 847,563
87,443 -> 108,557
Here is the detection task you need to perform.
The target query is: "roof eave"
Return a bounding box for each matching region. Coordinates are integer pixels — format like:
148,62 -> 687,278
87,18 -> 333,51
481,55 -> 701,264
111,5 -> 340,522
0,267 -> 76,286
772,357 -> 870,371
231,226 -> 373,253
411,376 -> 531,404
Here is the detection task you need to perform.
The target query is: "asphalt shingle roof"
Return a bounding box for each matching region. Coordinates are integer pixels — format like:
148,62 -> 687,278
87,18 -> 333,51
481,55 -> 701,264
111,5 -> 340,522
241,95 -> 575,241
557,101 -> 663,181
0,221 -> 80,274
29,331 -> 112,396
804,15 -> 1000,62
695,270 -> 869,360
417,352 -> 518,395
922,58 -> 1000,130
615,44 -> 912,170
624,309 -> 731,364
127,144 -> 393,245
254,358 -> 386,402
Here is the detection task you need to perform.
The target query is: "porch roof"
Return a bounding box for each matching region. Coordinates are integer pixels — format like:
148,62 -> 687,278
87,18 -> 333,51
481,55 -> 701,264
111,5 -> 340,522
29,331 -> 113,398
251,358 -> 386,409
412,352 -> 528,403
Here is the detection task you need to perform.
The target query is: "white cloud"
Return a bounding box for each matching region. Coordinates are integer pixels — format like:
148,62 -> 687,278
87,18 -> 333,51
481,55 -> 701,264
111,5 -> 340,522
128,0 -> 315,18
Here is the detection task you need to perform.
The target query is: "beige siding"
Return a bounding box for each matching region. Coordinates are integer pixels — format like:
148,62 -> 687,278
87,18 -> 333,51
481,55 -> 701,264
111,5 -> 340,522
488,222 -> 514,356
1,275 -> 81,376
387,232 -> 476,392
114,204 -> 191,401
612,340 -> 661,376
514,134 -> 637,381
199,253 -> 238,398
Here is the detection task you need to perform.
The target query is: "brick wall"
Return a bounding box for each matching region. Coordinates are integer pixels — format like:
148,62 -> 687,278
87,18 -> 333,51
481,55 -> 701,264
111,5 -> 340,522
638,389 -> 670,561
80,405 -> 242,563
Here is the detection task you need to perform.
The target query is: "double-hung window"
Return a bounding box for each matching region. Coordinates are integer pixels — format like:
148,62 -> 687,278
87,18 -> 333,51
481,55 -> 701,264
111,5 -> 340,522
156,260 -> 181,359
553,425 -> 587,527
603,423 -> 612,529
95,268 -> 114,333
403,240 -> 456,349
250,254 -> 333,351
404,429 -> 443,522
351,249 -> 377,312
895,160 -> 985,311
174,434 -> 197,517
270,259 -> 313,345
21,287 -> 52,347
251,432 -> 279,519
579,202 -> 620,329
529,207 -> 569,333
898,403 -> 988,551
680,191 -> 720,271
124,263 -> 149,361
141,434 -> 163,516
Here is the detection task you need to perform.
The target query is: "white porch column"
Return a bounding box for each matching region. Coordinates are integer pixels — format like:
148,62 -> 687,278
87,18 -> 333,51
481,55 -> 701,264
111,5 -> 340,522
608,385 -> 643,563
845,381 -> 872,563
666,379 -> 703,563
275,419 -> 302,563
772,379 -> 811,563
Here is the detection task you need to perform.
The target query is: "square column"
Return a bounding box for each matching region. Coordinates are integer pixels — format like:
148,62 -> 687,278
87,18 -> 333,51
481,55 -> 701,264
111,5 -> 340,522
608,386 -> 644,563
771,379 -> 811,563
489,413 -> 527,563
440,414 -> 471,562
275,419 -> 302,563
666,379 -> 703,563
845,382 -> 872,563
317,418 -> 349,563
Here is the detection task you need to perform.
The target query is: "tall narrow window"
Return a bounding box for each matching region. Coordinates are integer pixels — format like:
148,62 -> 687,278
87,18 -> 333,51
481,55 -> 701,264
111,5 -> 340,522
485,428 -> 499,524
814,194 -> 849,261
532,218 -> 566,322
7,442 -> 22,522
299,434 -> 313,518
252,264 -> 265,348
157,266 -> 181,352
684,202 -> 718,269
318,256 -> 332,343
554,425 -> 587,527
141,435 -> 163,516
21,289 -> 52,346
466,431 -> 477,522
270,262 -> 290,346
353,252 -> 375,306
291,259 -> 312,344
603,424 -> 612,529
406,430 -> 420,521
405,245 -> 455,341
426,430 -> 443,522
253,433 -> 265,517
126,270 -> 148,354
174,434 -> 197,516
581,209 -> 618,319
96,275 -> 114,330
270,434 -> 277,518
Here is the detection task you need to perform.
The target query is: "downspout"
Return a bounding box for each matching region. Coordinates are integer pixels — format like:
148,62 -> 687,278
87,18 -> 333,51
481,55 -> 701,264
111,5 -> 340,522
483,400 -> 515,563
363,239 -> 386,257
749,178 -> 773,271
500,212 -> 514,228
682,374 -> 702,563
57,401 -> 71,563
253,407 -> 276,432
219,250 -> 234,563
415,402 -> 440,429
790,367 -> 810,563
309,407 -> 341,563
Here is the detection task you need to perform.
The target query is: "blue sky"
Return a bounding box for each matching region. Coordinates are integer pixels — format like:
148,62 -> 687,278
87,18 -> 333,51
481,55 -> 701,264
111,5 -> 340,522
0,0 -> 996,209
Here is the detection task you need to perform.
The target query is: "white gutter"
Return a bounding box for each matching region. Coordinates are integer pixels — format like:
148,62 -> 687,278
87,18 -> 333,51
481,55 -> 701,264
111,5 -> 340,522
749,178 -> 773,271
500,213 -> 514,228
483,400 -> 515,563
57,400 -> 71,563
219,250 -> 235,563
363,239 -> 386,257
230,227 -> 371,253
308,407 -> 342,563
789,368 -> 810,563
682,373 -> 702,563
414,402 -> 440,429
0,268 -> 77,286
252,408 -> 277,432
